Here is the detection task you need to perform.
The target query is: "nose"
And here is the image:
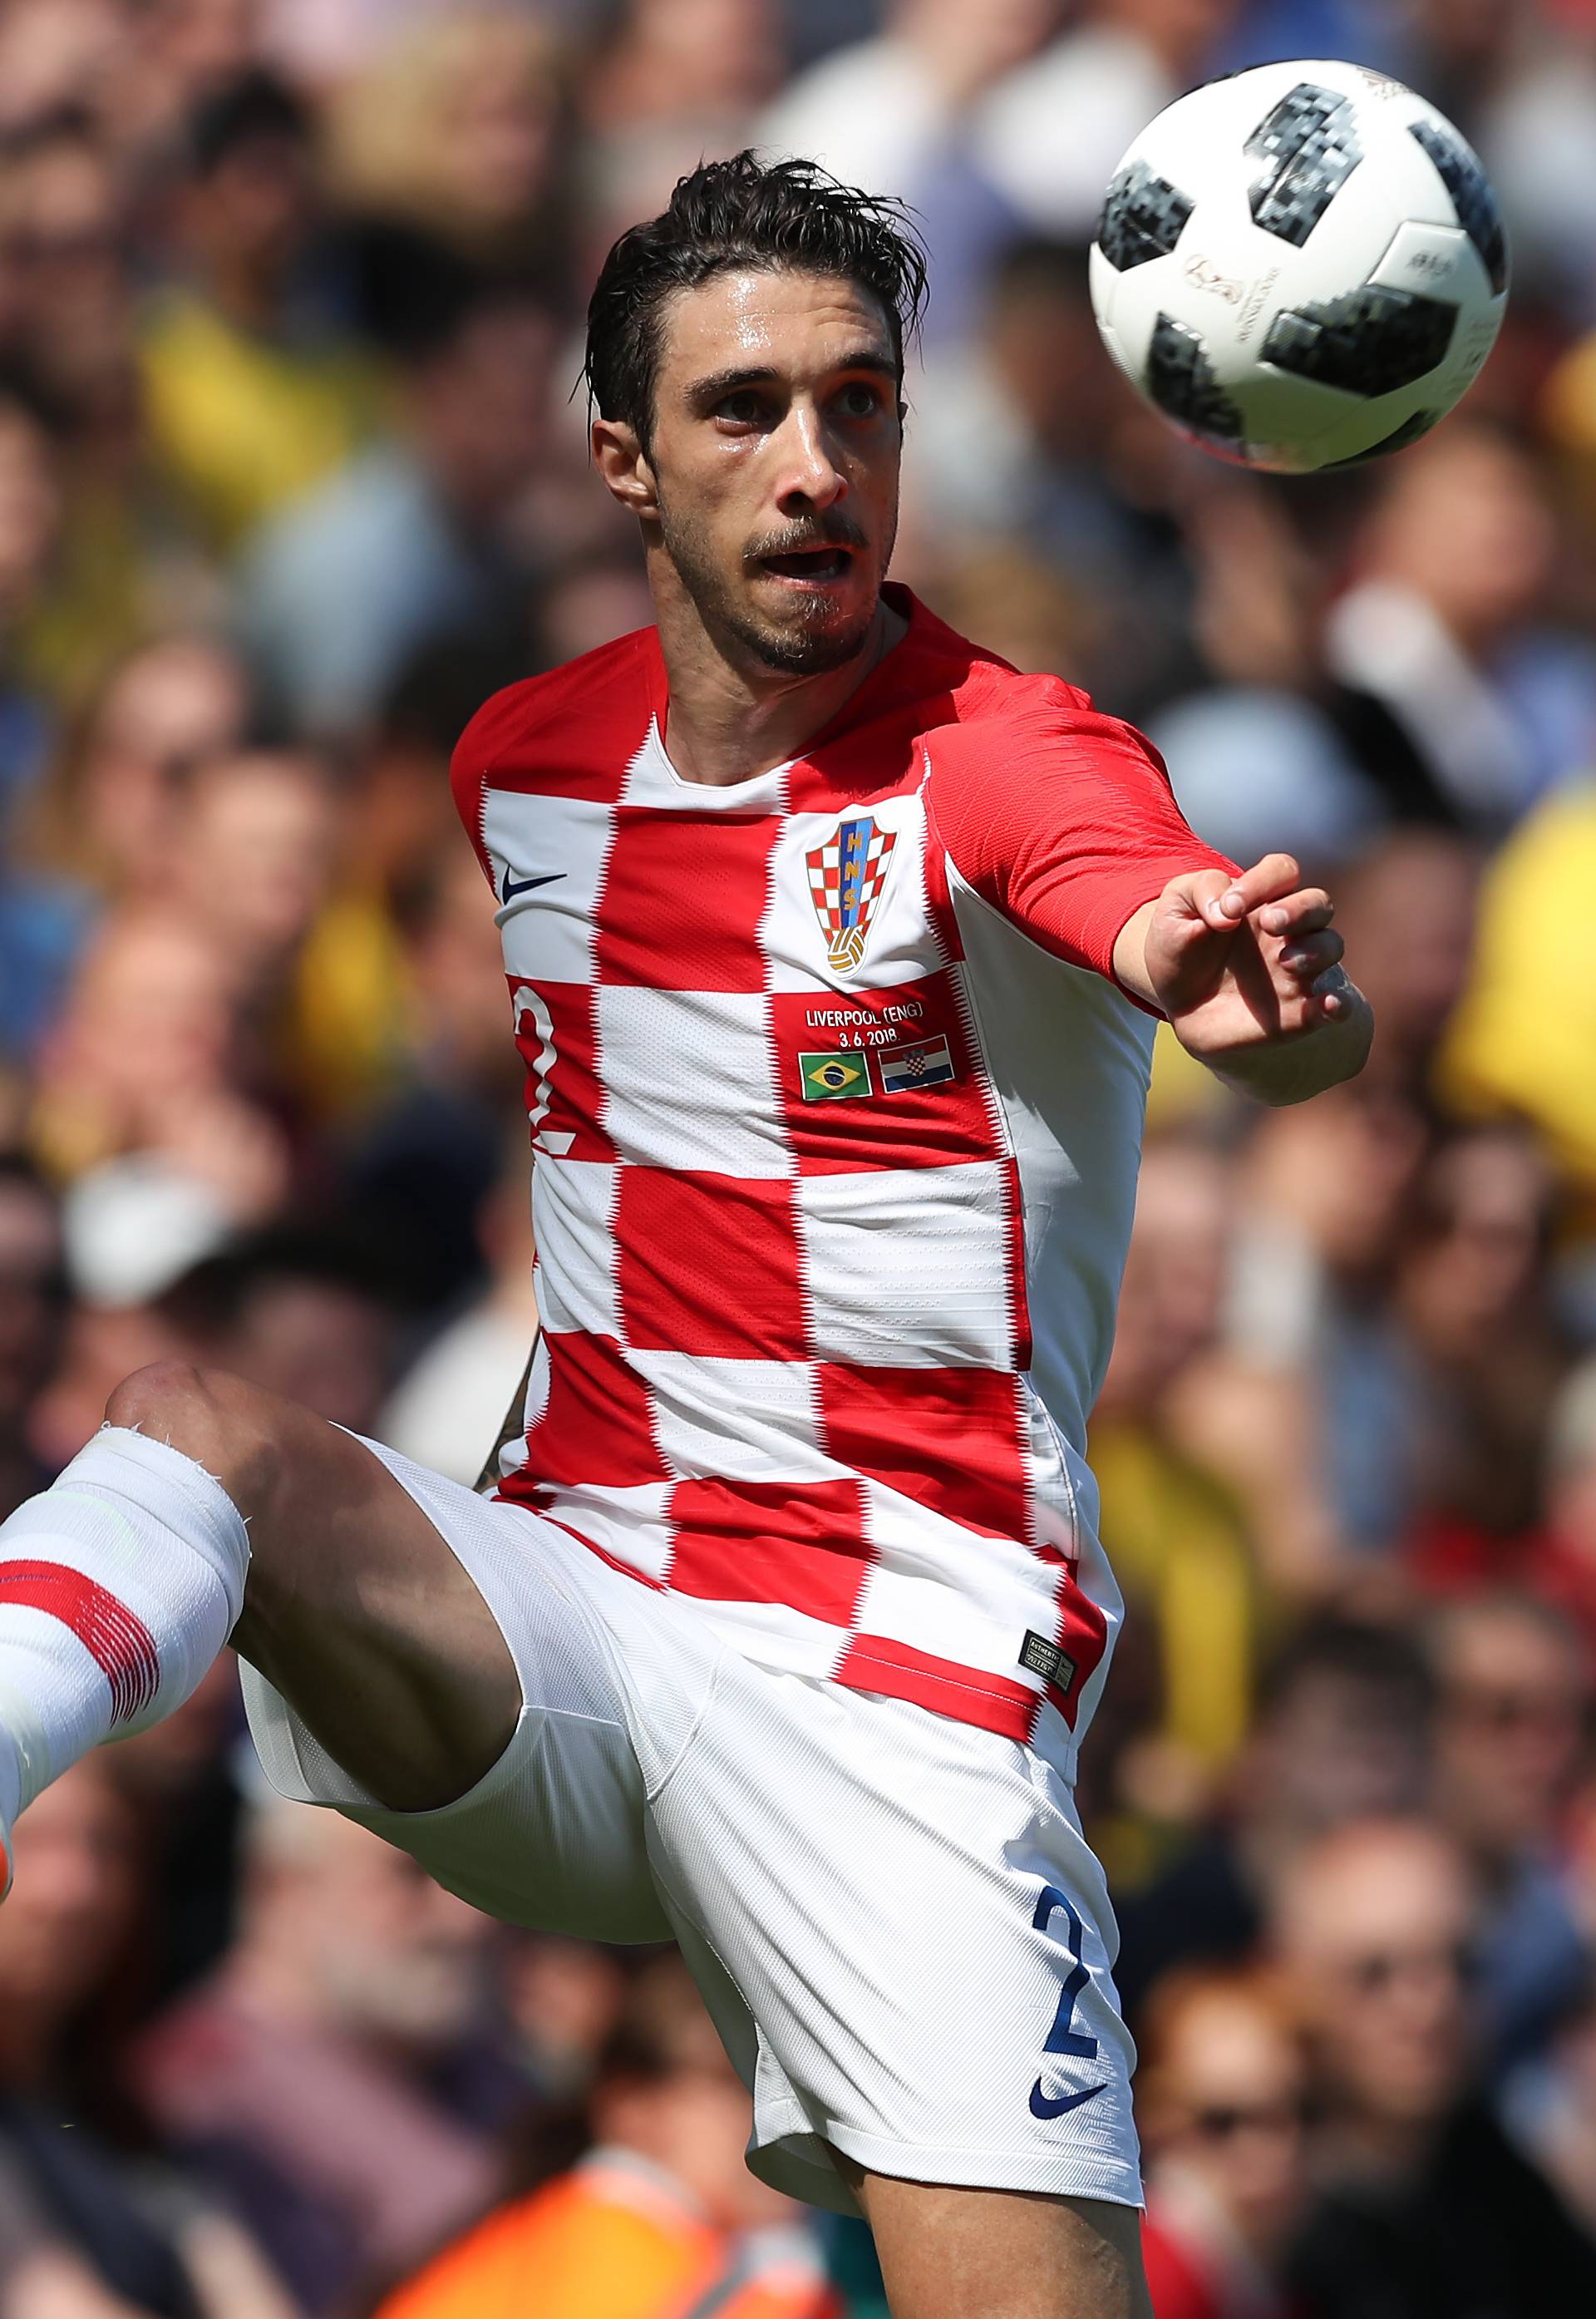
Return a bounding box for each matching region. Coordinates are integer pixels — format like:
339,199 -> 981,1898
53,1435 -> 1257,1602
774,402 -> 845,516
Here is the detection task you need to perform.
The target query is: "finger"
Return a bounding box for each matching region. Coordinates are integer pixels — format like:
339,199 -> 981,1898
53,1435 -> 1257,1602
1169,866 -> 1249,930
1201,852 -> 1301,927
1278,929 -> 1344,979
1257,889 -> 1332,938
1310,964 -> 1352,1019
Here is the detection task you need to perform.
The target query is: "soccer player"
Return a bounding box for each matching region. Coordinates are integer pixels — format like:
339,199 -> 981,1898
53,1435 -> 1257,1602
0,155 -> 1371,2318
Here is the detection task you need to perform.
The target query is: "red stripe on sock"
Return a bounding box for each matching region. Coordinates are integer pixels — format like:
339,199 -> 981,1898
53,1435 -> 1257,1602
0,1562 -> 160,1727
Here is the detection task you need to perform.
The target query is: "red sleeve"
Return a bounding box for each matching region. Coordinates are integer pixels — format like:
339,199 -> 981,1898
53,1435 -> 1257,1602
925,695 -> 1236,984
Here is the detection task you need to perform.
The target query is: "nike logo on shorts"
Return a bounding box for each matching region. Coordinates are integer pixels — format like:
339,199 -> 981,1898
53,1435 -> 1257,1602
1029,2079 -> 1107,2121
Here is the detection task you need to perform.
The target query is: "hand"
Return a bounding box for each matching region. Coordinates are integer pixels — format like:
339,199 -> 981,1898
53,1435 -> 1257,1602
1124,853 -> 1372,1102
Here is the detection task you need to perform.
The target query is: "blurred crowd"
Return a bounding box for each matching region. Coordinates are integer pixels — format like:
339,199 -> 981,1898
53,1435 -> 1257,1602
2,0 -> 1596,2314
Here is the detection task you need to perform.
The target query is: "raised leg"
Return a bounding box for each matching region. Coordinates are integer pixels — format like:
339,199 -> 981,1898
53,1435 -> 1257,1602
0,1362 -> 522,1878
106,1363 -> 522,1812
843,2164 -> 1152,2319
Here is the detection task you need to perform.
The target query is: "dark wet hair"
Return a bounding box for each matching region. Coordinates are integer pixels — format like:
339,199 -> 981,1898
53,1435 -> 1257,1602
583,149 -> 928,448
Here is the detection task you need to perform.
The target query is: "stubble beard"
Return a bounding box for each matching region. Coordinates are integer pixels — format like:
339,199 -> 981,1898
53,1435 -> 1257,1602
657,492 -> 892,678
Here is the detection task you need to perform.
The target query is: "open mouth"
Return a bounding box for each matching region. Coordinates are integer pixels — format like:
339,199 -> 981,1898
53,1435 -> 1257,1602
757,545 -> 855,584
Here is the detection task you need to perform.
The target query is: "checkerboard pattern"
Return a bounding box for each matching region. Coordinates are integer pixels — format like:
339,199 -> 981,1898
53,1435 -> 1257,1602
452,595 -> 1229,1755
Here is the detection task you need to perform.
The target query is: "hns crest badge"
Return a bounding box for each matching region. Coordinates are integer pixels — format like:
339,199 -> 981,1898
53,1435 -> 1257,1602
800,1051 -> 873,1103
806,814 -> 896,972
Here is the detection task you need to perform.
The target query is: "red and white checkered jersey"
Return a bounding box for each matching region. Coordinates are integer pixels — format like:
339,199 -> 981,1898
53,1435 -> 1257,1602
451,588 -> 1230,1772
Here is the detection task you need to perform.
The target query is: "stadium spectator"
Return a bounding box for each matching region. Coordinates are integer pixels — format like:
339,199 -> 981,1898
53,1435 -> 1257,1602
24,634 -> 252,896
138,68 -> 387,552
132,1794 -> 503,2317
0,1758 -> 295,2319
0,377 -> 61,769
0,1152 -> 62,1514
338,836 -> 521,1310
1324,832 -> 1482,1095
1326,423 -> 1596,832
1438,771 -> 1596,1192
1114,1618 -> 1434,2023
379,1141 -> 539,1484
372,1952 -> 840,2319
964,0 -> 1246,241
1214,1078 -> 1436,1558
0,106 -> 224,718
582,0 -> 787,258
1136,1966 -> 1311,2319
756,0 -> 1059,224
1532,1359 -> 1596,1656
1395,1126 -> 1569,1564
1506,1976 -> 1596,2243
27,904 -> 264,1186
155,748 -> 338,1001
906,235 -> 1196,713
328,7 -> 568,279
0,2 -> 133,150
0,7 -> 1591,2312
239,281 -> 559,737
1270,1818 -> 1596,2319
158,1221 -> 406,1436
1422,1593 -> 1589,2065
1089,1134 -> 1263,1797
1150,491 -> 1477,868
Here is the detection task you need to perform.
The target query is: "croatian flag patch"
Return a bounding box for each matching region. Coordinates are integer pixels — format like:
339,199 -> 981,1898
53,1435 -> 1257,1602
878,1034 -> 957,1093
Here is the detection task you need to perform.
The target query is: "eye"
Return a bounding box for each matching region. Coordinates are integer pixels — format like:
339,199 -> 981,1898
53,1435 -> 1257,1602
715,390 -> 767,427
837,382 -> 882,418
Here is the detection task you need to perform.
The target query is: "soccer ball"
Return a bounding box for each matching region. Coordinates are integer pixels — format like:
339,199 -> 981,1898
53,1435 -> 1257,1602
1088,59 -> 1509,472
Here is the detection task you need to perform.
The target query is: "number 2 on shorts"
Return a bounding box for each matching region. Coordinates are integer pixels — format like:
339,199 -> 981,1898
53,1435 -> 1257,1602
1029,1882 -> 1106,2121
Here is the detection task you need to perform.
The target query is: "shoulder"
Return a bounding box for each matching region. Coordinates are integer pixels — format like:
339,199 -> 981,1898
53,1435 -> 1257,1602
452,627 -> 661,785
450,628 -> 662,865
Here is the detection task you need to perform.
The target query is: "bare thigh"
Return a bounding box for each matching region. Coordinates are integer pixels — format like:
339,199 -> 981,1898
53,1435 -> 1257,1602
841,2162 -> 1152,2319
107,1363 -> 521,1812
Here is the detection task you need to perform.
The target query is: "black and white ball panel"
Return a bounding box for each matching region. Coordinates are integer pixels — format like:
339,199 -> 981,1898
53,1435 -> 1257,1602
1145,314 -> 1244,448
1408,117 -> 1508,295
1264,284 -> 1456,396
1245,81 -> 1364,249
1087,58 -> 1509,471
1096,160 -> 1195,271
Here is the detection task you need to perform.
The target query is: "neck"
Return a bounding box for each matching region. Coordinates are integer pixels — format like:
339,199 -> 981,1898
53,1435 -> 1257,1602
649,554 -> 906,787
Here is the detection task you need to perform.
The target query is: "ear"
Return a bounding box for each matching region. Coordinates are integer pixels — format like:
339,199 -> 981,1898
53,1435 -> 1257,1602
592,416 -> 658,521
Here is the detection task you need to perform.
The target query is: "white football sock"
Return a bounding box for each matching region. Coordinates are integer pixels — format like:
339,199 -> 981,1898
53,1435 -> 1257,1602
0,1426 -> 250,1830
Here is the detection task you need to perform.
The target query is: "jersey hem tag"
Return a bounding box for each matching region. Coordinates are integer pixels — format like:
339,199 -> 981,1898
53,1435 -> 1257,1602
1020,1631 -> 1076,1691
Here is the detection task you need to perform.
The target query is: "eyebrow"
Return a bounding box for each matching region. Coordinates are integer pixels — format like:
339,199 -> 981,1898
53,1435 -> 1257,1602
685,353 -> 899,408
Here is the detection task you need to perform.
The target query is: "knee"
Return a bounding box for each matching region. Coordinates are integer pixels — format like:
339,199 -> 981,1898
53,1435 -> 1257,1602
105,1363 -> 276,1509
106,1360 -> 218,1446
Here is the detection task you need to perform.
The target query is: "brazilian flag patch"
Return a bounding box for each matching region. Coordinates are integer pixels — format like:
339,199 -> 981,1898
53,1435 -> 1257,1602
800,1050 -> 873,1103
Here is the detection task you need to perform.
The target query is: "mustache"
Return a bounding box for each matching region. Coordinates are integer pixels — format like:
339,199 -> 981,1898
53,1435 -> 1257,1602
745,517 -> 869,563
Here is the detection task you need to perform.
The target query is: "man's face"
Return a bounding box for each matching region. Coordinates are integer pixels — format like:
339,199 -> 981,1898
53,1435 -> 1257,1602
628,266 -> 902,675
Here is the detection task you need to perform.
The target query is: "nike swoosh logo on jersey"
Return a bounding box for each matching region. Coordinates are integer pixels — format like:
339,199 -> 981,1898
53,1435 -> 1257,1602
500,869 -> 565,903
1029,2079 -> 1107,2121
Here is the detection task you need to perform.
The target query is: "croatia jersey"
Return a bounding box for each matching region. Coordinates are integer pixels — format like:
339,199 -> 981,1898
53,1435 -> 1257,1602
451,587 -> 1229,1774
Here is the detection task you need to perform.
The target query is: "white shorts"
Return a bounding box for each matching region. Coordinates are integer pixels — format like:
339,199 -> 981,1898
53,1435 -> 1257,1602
240,1438 -> 1141,2215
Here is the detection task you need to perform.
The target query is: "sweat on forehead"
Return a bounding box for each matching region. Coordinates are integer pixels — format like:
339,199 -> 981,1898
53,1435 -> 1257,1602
639,266 -> 899,442
658,269 -> 898,390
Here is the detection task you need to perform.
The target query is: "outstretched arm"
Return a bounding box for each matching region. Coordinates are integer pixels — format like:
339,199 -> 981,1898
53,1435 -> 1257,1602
1113,851 -> 1373,1106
